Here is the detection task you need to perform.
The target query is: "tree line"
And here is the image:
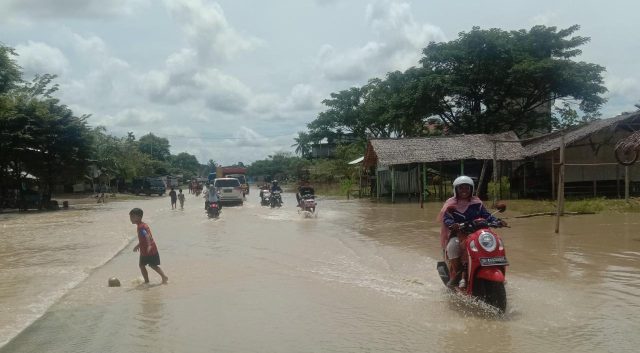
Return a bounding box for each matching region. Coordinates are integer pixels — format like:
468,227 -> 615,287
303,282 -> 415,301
0,43 -> 205,206
293,25 -> 608,155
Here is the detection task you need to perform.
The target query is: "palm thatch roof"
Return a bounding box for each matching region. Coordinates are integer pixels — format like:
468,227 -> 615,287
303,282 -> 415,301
364,131 -> 525,168
521,111 -> 640,157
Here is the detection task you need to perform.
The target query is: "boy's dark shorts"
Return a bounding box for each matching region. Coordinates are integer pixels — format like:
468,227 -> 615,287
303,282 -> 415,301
139,254 -> 161,267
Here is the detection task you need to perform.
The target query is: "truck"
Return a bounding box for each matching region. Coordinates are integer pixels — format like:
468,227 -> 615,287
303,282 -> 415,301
131,177 -> 166,196
215,166 -> 249,195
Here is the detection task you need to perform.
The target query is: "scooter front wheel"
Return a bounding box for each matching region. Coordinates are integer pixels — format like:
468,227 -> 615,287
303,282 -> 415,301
472,278 -> 507,313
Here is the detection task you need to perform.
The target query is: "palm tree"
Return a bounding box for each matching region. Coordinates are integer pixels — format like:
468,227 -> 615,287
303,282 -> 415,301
292,132 -> 312,158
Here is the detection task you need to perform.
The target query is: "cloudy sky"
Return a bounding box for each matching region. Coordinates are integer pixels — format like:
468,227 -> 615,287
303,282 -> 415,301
1,0 -> 638,165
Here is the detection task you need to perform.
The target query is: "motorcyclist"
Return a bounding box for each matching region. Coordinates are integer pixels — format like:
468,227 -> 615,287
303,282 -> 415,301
204,183 -> 221,211
296,181 -> 315,207
270,180 -> 282,193
436,176 -> 506,289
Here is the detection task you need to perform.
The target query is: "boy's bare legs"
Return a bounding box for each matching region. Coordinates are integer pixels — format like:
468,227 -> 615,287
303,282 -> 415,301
150,265 -> 169,284
139,264 -> 150,283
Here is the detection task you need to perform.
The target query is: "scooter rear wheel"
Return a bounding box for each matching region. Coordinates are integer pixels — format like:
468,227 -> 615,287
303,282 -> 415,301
472,278 -> 507,313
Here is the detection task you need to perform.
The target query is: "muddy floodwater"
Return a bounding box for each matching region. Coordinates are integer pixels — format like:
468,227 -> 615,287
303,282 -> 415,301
1,192 -> 639,352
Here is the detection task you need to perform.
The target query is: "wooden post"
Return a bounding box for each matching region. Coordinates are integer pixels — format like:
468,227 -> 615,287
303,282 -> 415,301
523,162 -> 527,198
423,164 -> 427,202
439,163 -> 444,201
625,165 -> 630,202
476,160 -> 488,197
420,164 -> 424,209
555,135 -> 566,234
391,165 -> 395,204
376,169 -> 381,200
492,141 -> 498,207
551,152 -> 556,200
616,164 -> 621,199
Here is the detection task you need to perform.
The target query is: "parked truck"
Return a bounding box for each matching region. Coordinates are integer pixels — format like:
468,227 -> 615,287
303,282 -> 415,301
215,166 -> 249,195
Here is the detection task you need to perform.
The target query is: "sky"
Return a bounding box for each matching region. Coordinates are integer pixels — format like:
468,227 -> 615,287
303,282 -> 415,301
1,0 -> 639,165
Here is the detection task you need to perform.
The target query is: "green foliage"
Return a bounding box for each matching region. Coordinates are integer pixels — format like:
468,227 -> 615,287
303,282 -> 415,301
292,131 -> 312,157
565,198 -> 606,213
1,75 -> 93,197
0,43 -> 206,201
488,176 -> 511,200
552,101 -> 598,129
305,25 -> 607,143
138,133 -> 171,161
247,152 -> 311,180
419,25 -> 606,136
0,44 -> 22,94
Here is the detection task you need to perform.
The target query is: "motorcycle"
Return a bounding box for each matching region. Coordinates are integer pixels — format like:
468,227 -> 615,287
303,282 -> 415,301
207,201 -> 220,219
269,190 -> 282,208
260,189 -> 271,206
436,204 -> 508,312
298,194 -> 316,217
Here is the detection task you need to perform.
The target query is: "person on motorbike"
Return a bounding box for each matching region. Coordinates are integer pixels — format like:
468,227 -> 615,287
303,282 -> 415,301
204,183 -> 221,211
437,176 -> 506,289
270,180 -> 282,193
269,180 -> 283,205
296,181 -> 315,207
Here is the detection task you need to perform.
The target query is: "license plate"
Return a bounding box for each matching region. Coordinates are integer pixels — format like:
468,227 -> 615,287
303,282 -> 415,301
224,189 -> 232,193
480,256 -> 508,266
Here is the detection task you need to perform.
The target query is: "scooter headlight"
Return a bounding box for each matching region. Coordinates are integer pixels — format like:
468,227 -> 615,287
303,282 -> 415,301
478,232 -> 497,252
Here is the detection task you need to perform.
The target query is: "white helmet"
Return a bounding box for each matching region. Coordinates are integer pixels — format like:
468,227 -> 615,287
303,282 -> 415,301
452,176 -> 474,197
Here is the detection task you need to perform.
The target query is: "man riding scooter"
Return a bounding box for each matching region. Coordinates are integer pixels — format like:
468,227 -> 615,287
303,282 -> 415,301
296,181 -> 315,208
204,183 -> 221,211
437,176 -> 506,289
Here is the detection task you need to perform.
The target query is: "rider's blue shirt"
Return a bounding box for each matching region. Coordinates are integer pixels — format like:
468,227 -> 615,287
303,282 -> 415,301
443,203 -> 497,228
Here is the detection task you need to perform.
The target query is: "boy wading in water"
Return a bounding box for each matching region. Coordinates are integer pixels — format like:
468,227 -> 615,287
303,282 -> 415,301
129,208 -> 169,284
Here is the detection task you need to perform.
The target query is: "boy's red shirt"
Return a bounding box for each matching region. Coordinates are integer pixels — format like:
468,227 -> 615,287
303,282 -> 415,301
137,222 -> 159,256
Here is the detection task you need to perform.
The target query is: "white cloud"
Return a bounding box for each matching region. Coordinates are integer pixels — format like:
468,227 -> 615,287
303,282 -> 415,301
194,69 -> 252,112
15,41 -> 70,77
317,0 -> 445,82
0,0 -> 149,19
164,0 -> 262,64
281,84 -> 323,111
93,108 -> 167,128
605,76 -> 640,101
530,12 -> 559,26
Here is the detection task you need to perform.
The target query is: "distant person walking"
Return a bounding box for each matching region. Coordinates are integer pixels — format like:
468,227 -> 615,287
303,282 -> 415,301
178,189 -> 185,210
169,188 -> 177,209
129,208 -> 168,284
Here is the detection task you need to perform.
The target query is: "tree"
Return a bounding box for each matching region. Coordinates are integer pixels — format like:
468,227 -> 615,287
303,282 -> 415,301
138,133 -> 171,161
0,44 -> 22,94
13,85 -> 93,201
292,131 -> 312,157
418,25 -> 607,135
170,152 -> 201,177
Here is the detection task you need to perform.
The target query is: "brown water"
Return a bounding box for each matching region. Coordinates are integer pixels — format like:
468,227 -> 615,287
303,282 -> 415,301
1,193 -> 639,352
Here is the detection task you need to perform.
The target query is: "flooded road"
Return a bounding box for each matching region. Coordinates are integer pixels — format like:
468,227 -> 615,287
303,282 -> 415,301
1,192 -> 639,352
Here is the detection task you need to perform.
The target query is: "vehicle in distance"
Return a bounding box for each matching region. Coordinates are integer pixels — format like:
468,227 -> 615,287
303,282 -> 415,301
213,178 -> 243,205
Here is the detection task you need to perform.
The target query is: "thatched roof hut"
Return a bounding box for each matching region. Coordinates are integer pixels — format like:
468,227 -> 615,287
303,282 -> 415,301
363,131 -> 524,168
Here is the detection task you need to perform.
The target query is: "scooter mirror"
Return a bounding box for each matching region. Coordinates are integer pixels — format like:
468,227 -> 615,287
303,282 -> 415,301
495,203 -> 507,212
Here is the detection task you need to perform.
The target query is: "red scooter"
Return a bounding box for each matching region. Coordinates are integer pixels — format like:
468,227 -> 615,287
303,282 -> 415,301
437,205 -> 508,312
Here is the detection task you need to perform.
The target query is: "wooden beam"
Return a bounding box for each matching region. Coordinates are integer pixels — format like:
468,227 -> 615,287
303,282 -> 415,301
551,152 -> 555,200
555,135 -> 566,234
492,141 -> 498,207
391,165 -> 395,204
625,166 -> 630,202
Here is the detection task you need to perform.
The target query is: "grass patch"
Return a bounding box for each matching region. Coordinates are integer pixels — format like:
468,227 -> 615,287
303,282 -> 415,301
499,197 -> 640,214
